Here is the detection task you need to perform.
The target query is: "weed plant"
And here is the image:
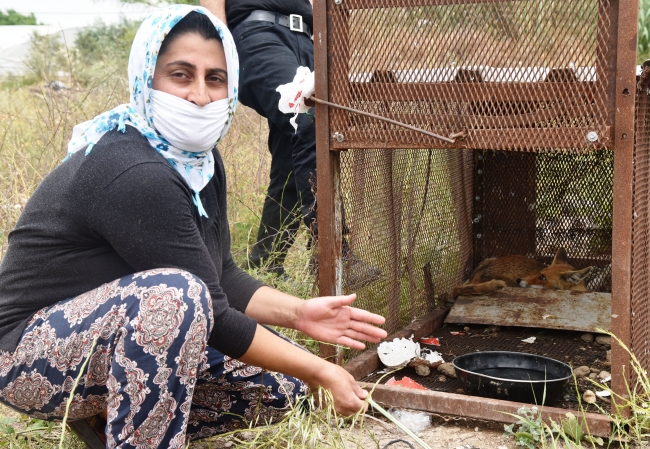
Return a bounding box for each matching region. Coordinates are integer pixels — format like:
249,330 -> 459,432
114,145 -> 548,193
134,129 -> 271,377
584,332 -> 650,446
639,0 -> 650,63
503,330 -> 650,448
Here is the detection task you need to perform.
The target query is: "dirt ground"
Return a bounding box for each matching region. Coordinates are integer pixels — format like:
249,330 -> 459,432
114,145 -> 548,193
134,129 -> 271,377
347,413 -> 515,449
190,412 -> 516,449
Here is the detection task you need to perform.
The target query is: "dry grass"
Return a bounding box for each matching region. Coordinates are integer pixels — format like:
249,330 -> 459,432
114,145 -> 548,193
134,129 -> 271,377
0,28 -> 315,447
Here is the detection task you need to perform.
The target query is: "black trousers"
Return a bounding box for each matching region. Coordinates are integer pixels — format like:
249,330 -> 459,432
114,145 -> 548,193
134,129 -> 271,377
232,20 -> 316,271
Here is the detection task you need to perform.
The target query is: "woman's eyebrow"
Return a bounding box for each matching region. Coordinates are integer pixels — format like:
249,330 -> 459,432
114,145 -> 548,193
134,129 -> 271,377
206,68 -> 228,78
165,60 -> 196,70
163,61 -> 227,78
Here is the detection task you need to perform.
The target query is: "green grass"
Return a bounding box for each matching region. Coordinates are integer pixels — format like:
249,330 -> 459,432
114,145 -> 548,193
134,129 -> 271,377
639,0 -> 650,63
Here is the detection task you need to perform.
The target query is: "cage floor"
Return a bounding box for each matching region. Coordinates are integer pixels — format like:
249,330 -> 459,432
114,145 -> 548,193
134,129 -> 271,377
360,323 -> 611,412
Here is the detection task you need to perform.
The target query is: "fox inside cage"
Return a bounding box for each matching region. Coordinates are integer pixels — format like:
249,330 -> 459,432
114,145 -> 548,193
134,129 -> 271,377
313,0 -> 645,431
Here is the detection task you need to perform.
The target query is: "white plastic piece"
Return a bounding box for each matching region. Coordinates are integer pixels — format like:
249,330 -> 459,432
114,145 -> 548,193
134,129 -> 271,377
596,390 -> 611,398
388,408 -> 432,435
377,336 -> 420,368
521,337 -> 536,344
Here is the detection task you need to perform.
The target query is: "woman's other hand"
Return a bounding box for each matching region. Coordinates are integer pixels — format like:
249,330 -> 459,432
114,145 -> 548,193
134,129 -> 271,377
311,361 -> 369,416
239,325 -> 369,416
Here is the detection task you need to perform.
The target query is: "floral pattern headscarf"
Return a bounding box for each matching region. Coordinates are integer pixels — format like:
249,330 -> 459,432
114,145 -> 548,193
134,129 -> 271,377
65,5 -> 239,217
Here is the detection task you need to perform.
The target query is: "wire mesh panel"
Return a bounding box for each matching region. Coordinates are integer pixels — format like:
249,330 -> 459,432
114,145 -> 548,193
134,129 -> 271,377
340,147 -> 613,337
631,64 -> 650,374
339,148 -> 473,334
474,150 -> 613,291
327,0 -> 616,151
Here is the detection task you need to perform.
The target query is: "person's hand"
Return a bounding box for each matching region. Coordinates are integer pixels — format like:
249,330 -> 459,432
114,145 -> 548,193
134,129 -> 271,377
310,361 -> 369,416
295,294 -> 387,350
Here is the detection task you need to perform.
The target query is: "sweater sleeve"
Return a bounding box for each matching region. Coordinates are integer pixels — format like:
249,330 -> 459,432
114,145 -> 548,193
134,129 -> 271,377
219,251 -> 265,313
87,162 -> 257,359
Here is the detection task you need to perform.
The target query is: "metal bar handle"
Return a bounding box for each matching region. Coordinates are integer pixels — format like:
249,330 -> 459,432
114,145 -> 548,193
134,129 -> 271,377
307,96 -> 465,144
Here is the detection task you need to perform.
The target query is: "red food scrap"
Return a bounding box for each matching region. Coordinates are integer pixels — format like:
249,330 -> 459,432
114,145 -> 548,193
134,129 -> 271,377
420,337 -> 441,346
385,376 -> 428,391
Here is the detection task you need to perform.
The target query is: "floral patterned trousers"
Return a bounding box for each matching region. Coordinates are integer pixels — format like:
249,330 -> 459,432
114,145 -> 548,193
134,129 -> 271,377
0,269 -> 308,448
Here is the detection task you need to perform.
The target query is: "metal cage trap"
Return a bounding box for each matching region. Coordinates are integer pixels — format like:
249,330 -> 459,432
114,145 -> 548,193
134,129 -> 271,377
313,0 -> 647,435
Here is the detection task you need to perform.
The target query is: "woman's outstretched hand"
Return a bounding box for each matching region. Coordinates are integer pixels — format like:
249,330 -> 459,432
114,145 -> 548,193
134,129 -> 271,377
295,294 -> 387,350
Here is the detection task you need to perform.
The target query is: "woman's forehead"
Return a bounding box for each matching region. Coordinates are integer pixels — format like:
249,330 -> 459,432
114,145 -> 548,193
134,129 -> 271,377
157,33 -> 226,69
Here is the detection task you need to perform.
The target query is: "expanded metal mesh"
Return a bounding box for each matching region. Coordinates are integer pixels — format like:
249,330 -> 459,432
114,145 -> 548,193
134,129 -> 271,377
340,148 -> 613,338
340,149 -> 473,335
631,65 -> 650,375
327,0 -> 614,151
474,150 -> 613,291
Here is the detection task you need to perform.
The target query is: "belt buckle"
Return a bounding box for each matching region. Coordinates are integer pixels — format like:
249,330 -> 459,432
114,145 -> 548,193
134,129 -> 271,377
289,14 -> 304,33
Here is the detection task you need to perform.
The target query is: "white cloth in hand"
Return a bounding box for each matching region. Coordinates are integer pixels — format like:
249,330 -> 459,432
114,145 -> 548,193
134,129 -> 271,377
276,66 -> 315,132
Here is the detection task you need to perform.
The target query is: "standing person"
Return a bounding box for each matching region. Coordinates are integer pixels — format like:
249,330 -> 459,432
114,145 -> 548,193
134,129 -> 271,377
201,0 -> 382,289
0,6 -> 387,447
200,0 -> 317,277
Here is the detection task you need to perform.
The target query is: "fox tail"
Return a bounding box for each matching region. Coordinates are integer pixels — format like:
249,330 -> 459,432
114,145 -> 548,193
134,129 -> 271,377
452,280 -> 507,299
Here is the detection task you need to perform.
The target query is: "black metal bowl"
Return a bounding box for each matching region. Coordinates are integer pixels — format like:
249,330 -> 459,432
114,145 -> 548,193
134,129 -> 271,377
452,351 -> 573,405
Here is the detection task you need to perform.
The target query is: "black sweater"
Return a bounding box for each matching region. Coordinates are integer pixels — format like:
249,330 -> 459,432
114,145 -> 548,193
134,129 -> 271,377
0,126 -> 262,358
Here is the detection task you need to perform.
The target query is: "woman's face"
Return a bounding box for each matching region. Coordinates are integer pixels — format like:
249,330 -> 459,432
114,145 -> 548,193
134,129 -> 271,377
152,32 -> 228,107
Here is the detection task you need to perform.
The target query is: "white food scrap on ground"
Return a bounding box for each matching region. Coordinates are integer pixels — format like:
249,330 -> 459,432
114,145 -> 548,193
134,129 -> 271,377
419,348 -> 445,365
378,335 -> 445,368
377,336 -> 420,368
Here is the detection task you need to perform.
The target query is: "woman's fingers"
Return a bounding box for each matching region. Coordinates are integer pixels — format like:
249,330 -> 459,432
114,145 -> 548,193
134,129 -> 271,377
318,364 -> 368,416
348,319 -> 388,340
348,306 -> 386,326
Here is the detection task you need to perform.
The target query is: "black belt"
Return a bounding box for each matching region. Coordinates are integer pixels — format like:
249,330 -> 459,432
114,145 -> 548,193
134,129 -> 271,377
240,10 -> 311,36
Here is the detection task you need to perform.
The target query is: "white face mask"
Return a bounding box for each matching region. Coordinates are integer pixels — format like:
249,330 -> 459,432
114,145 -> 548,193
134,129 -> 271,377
150,89 -> 230,153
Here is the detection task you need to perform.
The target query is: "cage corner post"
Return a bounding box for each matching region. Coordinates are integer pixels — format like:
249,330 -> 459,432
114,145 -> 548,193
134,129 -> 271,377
314,0 -> 344,364
610,0 -> 640,412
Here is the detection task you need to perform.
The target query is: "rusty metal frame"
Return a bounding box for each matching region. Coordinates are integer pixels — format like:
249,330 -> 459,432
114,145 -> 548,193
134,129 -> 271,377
610,0 -> 640,403
315,0 -> 641,433
315,0 -> 343,364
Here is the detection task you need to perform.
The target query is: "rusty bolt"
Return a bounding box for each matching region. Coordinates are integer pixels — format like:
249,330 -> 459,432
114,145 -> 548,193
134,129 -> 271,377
335,0 -> 342,4
475,196 -> 480,201
476,233 -> 482,239
586,131 -> 598,143
477,169 -> 483,175
333,132 -> 345,142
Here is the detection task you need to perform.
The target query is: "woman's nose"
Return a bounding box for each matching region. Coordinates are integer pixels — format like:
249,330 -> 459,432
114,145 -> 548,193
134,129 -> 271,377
188,81 -> 211,107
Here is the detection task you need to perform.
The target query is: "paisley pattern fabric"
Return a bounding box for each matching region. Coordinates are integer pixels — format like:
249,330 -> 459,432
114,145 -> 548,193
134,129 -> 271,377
0,270 -> 307,448
65,5 -> 239,215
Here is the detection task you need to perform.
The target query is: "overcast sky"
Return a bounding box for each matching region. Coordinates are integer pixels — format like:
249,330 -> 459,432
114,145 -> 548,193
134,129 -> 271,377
2,0 -> 157,29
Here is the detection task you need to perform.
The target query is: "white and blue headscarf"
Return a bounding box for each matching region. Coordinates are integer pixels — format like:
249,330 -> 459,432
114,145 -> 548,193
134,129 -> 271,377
65,5 -> 239,217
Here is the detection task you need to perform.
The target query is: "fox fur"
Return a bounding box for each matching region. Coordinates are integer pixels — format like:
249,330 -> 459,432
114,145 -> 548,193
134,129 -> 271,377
452,248 -> 593,299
